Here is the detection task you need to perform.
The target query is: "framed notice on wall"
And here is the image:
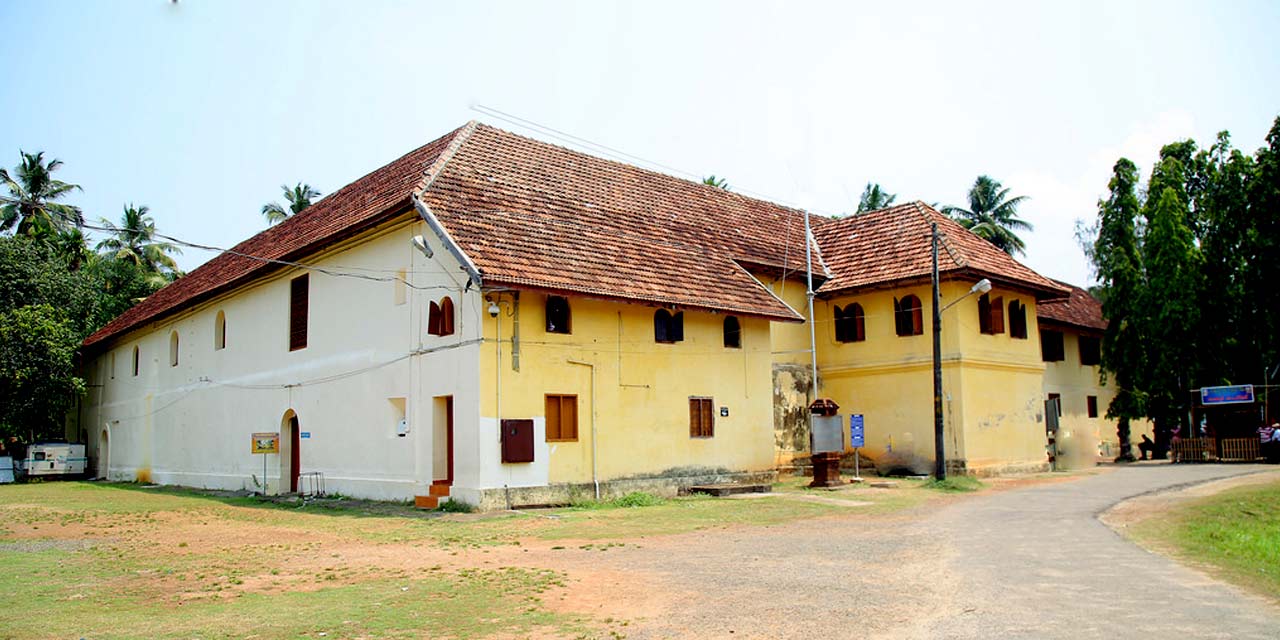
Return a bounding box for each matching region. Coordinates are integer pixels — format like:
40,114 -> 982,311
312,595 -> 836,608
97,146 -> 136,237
251,432 -> 280,454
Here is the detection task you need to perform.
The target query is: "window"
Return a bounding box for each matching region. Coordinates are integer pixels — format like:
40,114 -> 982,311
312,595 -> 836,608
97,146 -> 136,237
428,296 -> 456,336
689,397 -> 714,438
169,331 -> 179,367
654,309 -> 684,343
132,345 -> 140,376
1041,329 -> 1065,361
1047,393 -> 1062,417
1079,336 -> 1101,366
1008,300 -> 1027,339
834,303 -> 865,343
545,394 -> 578,441
546,296 -> 571,334
978,293 -> 1005,335
214,310 -> 226,350
894,295 -> 923,337
289,274 -> 309,351
723,316 -> 741,348
1087,395 -> 1099,418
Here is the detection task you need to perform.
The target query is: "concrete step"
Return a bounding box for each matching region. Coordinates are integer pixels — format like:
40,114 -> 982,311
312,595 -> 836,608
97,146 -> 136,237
688,483 -> 772,497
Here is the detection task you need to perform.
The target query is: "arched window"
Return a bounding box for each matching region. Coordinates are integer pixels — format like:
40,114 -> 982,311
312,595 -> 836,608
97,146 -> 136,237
169,331 -> 179,367
654,309 -> 684,343
1008,300 -> 1027,339
723,316 -> 741,348
214,310 -> 226,350
546,296 -> 571,334
132,345 -> 140,376
429,297 -> 456,336
894,295 -> 923,337
835,303 -> 865,343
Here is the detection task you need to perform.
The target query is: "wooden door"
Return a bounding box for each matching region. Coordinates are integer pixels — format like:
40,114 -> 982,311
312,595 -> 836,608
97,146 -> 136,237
289,416 -> 300,493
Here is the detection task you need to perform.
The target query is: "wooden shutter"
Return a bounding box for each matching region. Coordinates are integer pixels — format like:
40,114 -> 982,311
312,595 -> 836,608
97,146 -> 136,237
910,298 -> 923,335
654,310 -> 669,343
853,304 -> 865,342
440,297 -> 455,336
689,398 -> 713,438
428,301 -> 441,336
991,296 -> 1004,334
289,275 -> 309,351
671,312 -> 684,342
545,395 -> 577,441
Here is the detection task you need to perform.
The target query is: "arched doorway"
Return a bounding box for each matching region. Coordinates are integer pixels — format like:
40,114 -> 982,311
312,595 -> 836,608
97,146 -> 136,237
98,427 -> 110,479
280,411 -> 300,494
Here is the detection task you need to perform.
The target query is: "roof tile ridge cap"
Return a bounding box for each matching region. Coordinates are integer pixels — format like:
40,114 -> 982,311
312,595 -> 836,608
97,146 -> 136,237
802,209 -> 834,278
736,262 -> 806,321
412,120 -> 480,198
916,201 -> 967,269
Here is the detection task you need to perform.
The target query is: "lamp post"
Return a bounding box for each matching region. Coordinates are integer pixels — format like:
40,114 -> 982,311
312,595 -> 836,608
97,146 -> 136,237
931,222 -> 992,480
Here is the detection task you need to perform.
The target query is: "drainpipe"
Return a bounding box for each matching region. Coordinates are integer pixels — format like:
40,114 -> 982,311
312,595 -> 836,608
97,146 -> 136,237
804,210 -> 819,401
567,359 -> 599,499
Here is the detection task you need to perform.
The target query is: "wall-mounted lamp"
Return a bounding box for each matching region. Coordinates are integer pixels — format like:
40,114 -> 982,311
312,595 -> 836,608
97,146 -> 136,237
411,235 -> 433,259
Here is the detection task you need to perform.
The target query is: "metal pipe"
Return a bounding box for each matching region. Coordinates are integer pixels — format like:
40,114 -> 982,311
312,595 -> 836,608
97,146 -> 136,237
804,210 -> 819,402
932,223 -> 946,481
567,359 -> 599,499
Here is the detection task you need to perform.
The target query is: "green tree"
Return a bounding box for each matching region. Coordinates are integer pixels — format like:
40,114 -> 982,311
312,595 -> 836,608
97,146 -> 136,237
0,151 -> 83,236
856,183 -> 897,213
1248,117 -> 1280,382
262,183 -> 321,224
0,304 -> 84,441
1140,157 -> 1203,457
1092,158 -> 1147,461
701,175 -> 730,191
943,175 -> 1033,256
95,204 -> 183,286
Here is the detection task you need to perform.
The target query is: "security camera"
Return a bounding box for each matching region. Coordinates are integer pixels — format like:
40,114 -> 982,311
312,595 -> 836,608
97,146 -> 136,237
488,301 -> 500,317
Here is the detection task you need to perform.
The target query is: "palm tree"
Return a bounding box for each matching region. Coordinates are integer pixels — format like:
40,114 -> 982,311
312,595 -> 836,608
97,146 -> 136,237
943,175 -> 1033,256
0,151 -> 83,235
702,175 -> 730,191
856,183 -> 897,213
96,204 -> 183,285
262,183 -> 321,225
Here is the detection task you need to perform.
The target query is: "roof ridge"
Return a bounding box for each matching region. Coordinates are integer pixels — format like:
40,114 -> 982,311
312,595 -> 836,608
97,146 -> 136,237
413,120 -> 479,197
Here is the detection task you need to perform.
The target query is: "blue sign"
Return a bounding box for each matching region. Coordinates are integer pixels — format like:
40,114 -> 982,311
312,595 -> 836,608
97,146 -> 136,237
1200,385 -> 1254,405
849,414 -> 865,448
300,432 -> 312,439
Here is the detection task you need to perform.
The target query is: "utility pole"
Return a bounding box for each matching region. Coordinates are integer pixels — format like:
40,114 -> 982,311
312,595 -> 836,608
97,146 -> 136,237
932,223 -> 946,481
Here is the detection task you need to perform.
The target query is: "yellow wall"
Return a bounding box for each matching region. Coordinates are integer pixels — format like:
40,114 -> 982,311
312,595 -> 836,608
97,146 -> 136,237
1041,325 -> 1154,466
478,293 -> 776,485
813,281 -> 1050,474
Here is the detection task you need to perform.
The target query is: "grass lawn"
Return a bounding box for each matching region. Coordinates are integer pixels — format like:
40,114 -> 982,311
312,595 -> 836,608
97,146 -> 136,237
1131,479 -> 1280,597
0,479 -> 923,639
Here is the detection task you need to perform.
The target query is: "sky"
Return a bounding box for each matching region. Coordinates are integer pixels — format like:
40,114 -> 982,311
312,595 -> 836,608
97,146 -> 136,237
1,0 -> 1278,286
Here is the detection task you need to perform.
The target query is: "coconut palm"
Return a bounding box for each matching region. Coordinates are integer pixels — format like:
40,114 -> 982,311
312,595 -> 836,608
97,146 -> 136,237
262,183 -> 321,225
856,183 -> 897,213
702,175 -> 730,191
96,204 -> 183,285
943,175 -> 1033,256
0,151 -> 83,235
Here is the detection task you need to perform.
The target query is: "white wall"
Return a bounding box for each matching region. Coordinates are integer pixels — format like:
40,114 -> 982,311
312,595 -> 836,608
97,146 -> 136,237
80,213 -> 483,501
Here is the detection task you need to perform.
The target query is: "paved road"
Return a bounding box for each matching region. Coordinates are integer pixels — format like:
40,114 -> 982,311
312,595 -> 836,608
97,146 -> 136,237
589,464 -> 1279,639
918,464 -> 1279,639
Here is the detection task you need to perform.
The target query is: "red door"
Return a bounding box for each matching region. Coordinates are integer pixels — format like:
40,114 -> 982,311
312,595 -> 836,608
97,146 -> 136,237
290,416 -> 300,493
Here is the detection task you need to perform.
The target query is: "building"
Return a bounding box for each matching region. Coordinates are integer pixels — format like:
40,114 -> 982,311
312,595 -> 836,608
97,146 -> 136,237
78,121 -> 1101,508
1037,282 -> 1153,465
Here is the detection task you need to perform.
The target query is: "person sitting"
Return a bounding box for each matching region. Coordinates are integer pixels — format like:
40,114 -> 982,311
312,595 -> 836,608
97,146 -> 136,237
1138,434 -> 1155,461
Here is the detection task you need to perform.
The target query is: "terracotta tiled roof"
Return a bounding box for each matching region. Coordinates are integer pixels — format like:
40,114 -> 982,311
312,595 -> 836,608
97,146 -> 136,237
417,124 -> 809,321
83,123 -> 473,349
1036,280 -> 1107,331
812,202 -> 1068,299
85,122 -> 812,350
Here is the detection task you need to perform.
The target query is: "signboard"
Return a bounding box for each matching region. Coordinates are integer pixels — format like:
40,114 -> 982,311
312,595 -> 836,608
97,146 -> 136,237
300,432 -> 312,439
811,415 -> 843,453
1200,384 -> 1254,405
849,414 -> 865,448
251,432 -> 279,454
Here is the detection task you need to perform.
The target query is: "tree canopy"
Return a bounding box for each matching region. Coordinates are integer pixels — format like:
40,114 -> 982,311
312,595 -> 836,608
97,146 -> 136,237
944,176 -> 1033,256
262,183 -> 321,225
855,183 -> 897,213
701,175 -> 730,191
